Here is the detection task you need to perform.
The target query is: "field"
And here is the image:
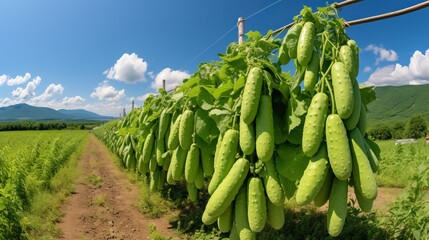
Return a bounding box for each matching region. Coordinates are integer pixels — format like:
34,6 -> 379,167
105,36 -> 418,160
376,139 -> 429,187
0,130 -> 88,239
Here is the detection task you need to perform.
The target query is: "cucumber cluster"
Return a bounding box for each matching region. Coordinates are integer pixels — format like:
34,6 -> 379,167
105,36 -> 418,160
94,5 -> 380,239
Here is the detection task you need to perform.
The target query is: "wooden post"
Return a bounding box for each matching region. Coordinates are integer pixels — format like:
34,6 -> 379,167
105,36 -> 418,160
123,108 -> 126,117
237,17 -> 245,44
132,99 -> 134,111
163,79 -> 166,90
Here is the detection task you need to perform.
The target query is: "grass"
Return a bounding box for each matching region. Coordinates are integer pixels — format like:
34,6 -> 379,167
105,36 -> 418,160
87,173 -> 103,187
92,194 -> 106,207
21,132 -> 89,240
376,138 -> 429,187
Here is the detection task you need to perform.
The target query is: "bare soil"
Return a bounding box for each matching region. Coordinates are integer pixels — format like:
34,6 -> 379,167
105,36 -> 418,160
317,186 -> 403,213
56,134 -> 179,240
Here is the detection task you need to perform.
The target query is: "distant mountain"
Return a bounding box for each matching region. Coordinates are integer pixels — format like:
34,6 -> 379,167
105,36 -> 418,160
367,84 -> 429,126
57,109 -> 112,121
0,103 -> 112,121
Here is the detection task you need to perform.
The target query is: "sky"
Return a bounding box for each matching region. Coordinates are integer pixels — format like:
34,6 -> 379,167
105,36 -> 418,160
0,0 -> 428,116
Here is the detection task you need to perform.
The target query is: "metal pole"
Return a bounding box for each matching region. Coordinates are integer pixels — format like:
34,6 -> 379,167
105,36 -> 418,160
132,99 -> 134,111
237,17 -> 245,44
163,79 -> 166,90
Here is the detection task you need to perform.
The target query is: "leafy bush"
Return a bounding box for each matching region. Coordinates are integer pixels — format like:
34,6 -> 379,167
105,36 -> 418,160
405,115 -> 427,139
381,163 -> 429,239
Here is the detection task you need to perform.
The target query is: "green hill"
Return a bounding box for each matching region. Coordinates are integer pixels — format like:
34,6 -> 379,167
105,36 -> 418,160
367,84 -> 429,126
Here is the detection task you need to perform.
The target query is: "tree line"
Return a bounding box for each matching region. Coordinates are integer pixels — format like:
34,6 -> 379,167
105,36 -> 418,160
0,122 -> 103,131
368,115 -> 428,140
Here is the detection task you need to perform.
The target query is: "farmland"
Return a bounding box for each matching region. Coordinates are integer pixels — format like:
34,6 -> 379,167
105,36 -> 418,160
1,1 -> 428,240
0,130 -> 88,239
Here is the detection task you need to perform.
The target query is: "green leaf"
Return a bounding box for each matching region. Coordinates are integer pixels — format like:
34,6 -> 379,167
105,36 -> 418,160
359,84 -> 377,106
195,109 -> 219,143
213,82 -> 233,99
209,109 -> 232,135
233,75 -> 245,93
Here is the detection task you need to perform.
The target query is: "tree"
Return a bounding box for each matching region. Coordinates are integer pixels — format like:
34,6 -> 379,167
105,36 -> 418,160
405,115 -> 427,139
391,121 -> 405,139
369,124 -> 392,140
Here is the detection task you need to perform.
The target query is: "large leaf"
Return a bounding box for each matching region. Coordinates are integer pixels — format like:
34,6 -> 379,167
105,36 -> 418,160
360,84 -> 377,106
209,109 -> 233,135
195,108 -> 219,143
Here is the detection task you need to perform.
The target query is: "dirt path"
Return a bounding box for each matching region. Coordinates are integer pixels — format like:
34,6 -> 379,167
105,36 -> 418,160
57,134 -> 178,240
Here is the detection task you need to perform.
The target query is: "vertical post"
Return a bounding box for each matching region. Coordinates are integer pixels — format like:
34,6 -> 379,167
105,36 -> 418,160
132,99 -> 135,111
162,79 -> 166,90
237,17 -> 245,44
123,108 -> 126,117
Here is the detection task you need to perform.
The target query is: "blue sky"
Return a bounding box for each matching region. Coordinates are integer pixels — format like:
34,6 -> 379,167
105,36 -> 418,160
0,0 -> 428,116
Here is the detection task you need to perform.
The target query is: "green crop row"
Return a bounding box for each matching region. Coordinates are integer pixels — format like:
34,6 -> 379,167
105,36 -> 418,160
0,130 -> 88,240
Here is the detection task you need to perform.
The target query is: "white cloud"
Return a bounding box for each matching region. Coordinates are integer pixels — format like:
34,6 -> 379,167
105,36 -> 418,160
364,49 -> 429,86
105,53 -> 148,83
365,44 -> 398,65
11,76 -> 42,100
0,75 -> 7,85
7,73 -> 32,86
148,71 -> 155,79
151,68 -> 190,91
0,73 -> 32,86
90,81 -> 126,102
136,93 -> 154,102
62,96 -> 85,105
32,83 -> 64,102
363,66 -> 372,73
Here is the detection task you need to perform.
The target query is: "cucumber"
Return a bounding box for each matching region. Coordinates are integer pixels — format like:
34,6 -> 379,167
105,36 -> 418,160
240,116 -> 256,155
344,80 -> 362,130
179,110 -> 194,150
202,158 -> 250,225
187,182 -> 198,202
313,167 -> 333,207
150,166 -> 159,193
185,143 -> 200,183
256,95 -> 275,162
156,137 -> 165,166
302,92 -> 328,157
158,109 -> 171,138
304,50 -> 319,92
349,128 -> 377,200
263,159 -> 285,207
171,147 -> 187,181
332,61 -> 354,119
297,21 -> 315,66
241,67 -> 263,124
363,140 -> 379,173
327,178 -> 348,237
296,143 -> 329,205
325,114 -> 353,180
266,199 -> 285,230
247,177 -> 267,233
217,205 -> 233,233
347,39 -> 359,79
168,114 -> 182,150
339,45 -> 355,79
235,186 -> 256,240
208,129 -> 239,195
142,132 -> 155,164
353,176 -> 374,213
357,104 -> 367,135
194,165 -> 204,189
